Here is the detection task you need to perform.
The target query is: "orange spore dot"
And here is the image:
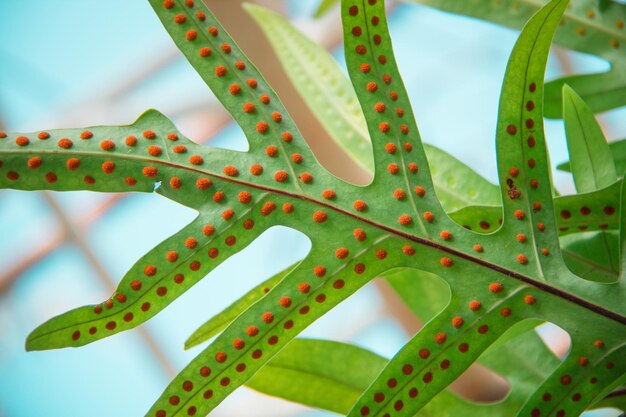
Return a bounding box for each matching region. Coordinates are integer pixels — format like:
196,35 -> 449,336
45,172 -> 57,183
166,251 -> 179,262
541,247 -> 549,256
469,300 -> 481,311
208,26 -> 218,36
516,233 -> 526,243
439,230 -> 452,240
238,191 -> 251,204
274,170 -> 288,182
173,145 -> 187,154
215,352 -> 227,363
243,102 -> 255,113
313,265 -> 327,277
256,121 -> 269,134
354,263 -> 365,274
232,338 -> 245,350
250,164 -> 263,175
222,209 -> 235,220
311,210 -> 328,223
169,177 -> 181,189
375,249 -> 387,259
423,211 -> 435,222
208,248 -> 219,258
27,157 -> 42,169
144,265 -> 157,276
265,146 -> 278,157
125,135 -> 137,146
58,138 -> 73,149
402,245 -> 415,255
489,283 -> 503,293
414,186 -> 426,197
355,44 -> 366,54
100,140 -> 115,151
473,244 -> 483,252
185,237 -> 197,249
524,295 -> 536,305
6,171 -> 19,181
335,248 -> 349,259
38,132 -> 50,140
0,132 -> 6,138
298,282 -> 310,294
272,112 -> 282,123
387,163 -> 399,174
400,124 -> 408,135
353,200 -> 367,211
419,349 -> 430,359
80,130 -> 93,139
174,13 -> 186,24
167,133 -> 178,141
247,326 -> 259,336
408,162 -> 418,174
202,225 -> 215,236
247,78 -> 258,88
215,65 -> 227,77
223,165 -> 239,176
517,254 -> 528,265
300,172 -> 313,183
282,203 -> 294,213
281,131 -> 293,142
379,122 -> 390,133
393,189 -> 405,200
396,108 -> 404,117
102,161 -> 115,174
398,215 -> 412,225
322,189 -> 336,200
189,155 -> 203,165
383,74 -> 392,84
384,143 -> 397,154
452,317 -> 464,328
435,333 -> 447,344
221,43 -> 232,53
186,30 -> 197,41
537,223 -> 545,231
262,312 -> 274,323
142,166 -> 158,178
196,177 -> 212,190
514,209 -> 525,220
578,357 -> 588,366
374,102 -> 386,113
143,130 -> 156,139
594,340 -> 604,348
125,177 -> 136,186
366,82 -> 378,92
501,308 -> 512,317
506,124 -> 517,135
235,61 -> 246,70
530,179 -> 539,189
354,228 -> 366,241
163,0 -> 175,8
229,83 -> 241,95
130,280 -> 142,291
440,257 -> 453,267
199,47 -> 211,57
147,145 -> 162,156
261,202 -> 276,216
278,296 -> 292,308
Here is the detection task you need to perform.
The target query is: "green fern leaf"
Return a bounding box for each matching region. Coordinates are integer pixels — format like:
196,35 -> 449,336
0,0 -> 624,416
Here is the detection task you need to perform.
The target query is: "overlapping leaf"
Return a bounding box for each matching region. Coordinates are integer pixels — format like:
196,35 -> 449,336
0,0 -> 624,416
410,0 -> 626,118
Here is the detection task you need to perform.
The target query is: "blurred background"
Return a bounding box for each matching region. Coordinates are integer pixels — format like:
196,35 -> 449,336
0,1 -> 624,416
